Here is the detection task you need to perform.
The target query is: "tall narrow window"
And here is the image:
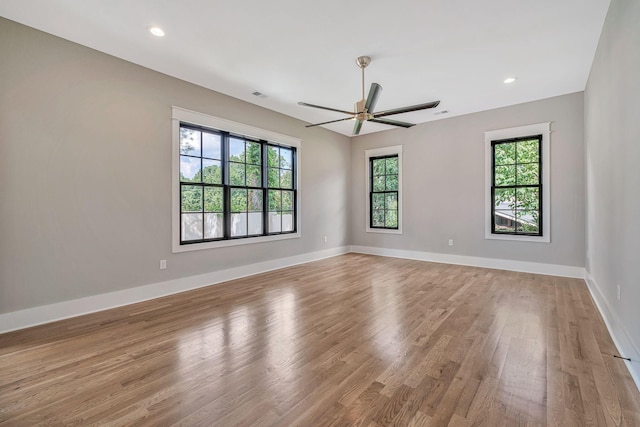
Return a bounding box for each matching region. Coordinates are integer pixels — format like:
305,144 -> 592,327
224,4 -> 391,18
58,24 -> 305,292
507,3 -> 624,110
492,135 -> 542,236
229,136 -> 263,237
267,145 -> 295,233
485,122 -> 550,242
179,126 -> 224,241
172,107 -> 301,252
365,145 -> 402,234
370,155 -> 399,229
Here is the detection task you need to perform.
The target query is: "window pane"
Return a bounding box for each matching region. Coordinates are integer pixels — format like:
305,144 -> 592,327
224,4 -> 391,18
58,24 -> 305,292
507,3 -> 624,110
372,193 -> 385,210
516,187 -> 539,210
204,187 -> 223,212
494,210 -> 515,233
246,141 -> 261,165
385,175 -> 398,191
248,189 -> 263,211
181,213 -> 203,241
517,139 -> 539,163
280,148 -> 292,169
180,156 -> 201,182
268,168 -> 279,188
385,157 -> 398,175
180,128 -> 201,156
494,142 -> 515,166
248,212 -> 263,235
372,159 -> 385,176
494,188 -> 515,209
372,210 -> 385,227
267,146 -> 279,168
268,190 -> 281,211
231,213 -> 247,236
231,188 -> 247,213
516,211 -> 539,233
181,185 -> 202,212
280,170 -> 293,189
229,137 -> 245,162
385,210 -> 398,228
202,132 -> 221,159
246,165 -> 261,187
373,176 -> 385,192
282,191 -> 293,211
282,213 -> 293,232
204,213 -> 223,239
385,193 -> 398,210
494,165 -> 515,186
202,159 -> 221,184
269,212 -> 282,232
516,163 -> 539,185
229,162 -> 245,186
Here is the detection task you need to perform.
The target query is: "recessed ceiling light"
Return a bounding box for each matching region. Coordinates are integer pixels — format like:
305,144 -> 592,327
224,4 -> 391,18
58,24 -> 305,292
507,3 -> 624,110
148,26 -> 165,37
504,77 -> 517,84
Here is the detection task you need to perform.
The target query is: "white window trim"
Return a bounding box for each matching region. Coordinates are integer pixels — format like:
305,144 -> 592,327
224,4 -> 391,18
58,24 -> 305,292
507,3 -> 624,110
365,145 -> 403,234
484,122 -> 550,242
171,106 -> 301,253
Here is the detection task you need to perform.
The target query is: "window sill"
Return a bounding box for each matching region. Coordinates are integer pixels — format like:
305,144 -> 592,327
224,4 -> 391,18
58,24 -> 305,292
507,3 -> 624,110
485,233 -> 550,243
365,227 -> 403,235
172,232 -> 300,253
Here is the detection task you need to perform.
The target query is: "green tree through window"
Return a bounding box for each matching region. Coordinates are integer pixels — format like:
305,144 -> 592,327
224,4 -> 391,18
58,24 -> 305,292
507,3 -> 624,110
370,155 -> 399,229
179,124 -> 296,243
492,135 -> 542,235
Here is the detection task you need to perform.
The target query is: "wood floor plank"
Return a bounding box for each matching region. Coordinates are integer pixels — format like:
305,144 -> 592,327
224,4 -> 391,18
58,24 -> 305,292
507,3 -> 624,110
1,254 -> 639,426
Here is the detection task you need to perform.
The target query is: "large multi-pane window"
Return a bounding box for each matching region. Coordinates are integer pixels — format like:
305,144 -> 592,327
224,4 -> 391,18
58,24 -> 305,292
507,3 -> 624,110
370,154 -> 399,229
491,135 -> 542,236
178,123 -> 296,245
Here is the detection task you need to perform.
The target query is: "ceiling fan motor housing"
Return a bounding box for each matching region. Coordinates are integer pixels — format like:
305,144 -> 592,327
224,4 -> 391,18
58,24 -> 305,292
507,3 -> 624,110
356,56 -> 371,69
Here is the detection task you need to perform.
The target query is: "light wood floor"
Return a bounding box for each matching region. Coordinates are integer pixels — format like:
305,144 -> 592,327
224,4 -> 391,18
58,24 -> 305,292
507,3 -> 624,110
1,254 -> 639,426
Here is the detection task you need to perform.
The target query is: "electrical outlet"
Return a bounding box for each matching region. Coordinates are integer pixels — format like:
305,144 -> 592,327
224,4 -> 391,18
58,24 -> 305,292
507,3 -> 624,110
324,236 -> 328,243
448,239 -> 454,246
160,259 -> 167,270
617,284 -> 621,301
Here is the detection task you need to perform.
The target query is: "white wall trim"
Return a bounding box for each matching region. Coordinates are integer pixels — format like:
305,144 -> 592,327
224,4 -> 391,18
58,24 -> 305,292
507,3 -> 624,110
171,106 -> 302,253
484,122 -> 551,242
0,246 -> 349,334
584,271 -> 640,392
349,245 -> 584,278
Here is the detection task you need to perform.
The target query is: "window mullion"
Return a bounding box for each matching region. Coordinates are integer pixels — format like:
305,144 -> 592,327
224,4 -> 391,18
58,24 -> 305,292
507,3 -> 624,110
261,141 -> 268,236
222,132 -> 231,239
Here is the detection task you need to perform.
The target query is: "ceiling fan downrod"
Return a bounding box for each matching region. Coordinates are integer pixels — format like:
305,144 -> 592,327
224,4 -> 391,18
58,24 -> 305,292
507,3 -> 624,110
356,56 -> 371,113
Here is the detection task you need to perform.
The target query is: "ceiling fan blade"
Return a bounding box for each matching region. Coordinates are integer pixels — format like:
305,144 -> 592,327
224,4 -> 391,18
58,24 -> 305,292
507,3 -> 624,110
298,102 -> 354,116
365,83 -> 382,113
353,119 -> 363,135
369,118 -> 415,128
305,116 -> 355,128
373,100 -> 440,118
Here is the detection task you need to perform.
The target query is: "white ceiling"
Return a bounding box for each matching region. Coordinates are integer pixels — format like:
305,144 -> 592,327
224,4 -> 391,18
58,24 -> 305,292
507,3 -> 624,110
0,0 -> 611,136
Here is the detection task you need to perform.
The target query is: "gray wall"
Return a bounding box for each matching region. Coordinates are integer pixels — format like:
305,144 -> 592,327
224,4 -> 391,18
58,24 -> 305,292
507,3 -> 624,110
585,0 -> 640,366
350,93 -> 585,267
0,18 -> 351,313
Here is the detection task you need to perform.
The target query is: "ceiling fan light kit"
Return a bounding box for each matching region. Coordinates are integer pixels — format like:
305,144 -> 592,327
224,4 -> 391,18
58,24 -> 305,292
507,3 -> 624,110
299,56 -> 440,135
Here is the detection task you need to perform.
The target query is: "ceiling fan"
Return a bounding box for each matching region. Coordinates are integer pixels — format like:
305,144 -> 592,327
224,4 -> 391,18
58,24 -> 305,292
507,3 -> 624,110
298,56 -> 440,135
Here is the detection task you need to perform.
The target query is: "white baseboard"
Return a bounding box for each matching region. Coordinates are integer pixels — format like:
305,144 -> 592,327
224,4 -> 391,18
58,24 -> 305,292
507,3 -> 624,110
349,245 -> 585,278
584,271 -> 640,392
0,246 -> 350,334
